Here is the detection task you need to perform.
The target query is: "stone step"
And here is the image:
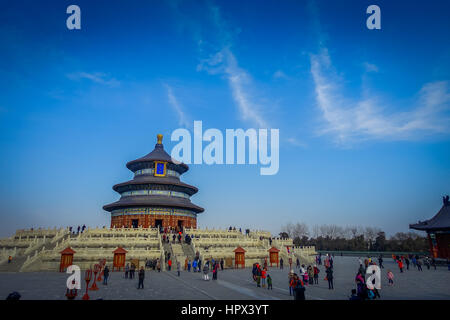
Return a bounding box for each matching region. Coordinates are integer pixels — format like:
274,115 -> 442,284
181,243 -> 195,260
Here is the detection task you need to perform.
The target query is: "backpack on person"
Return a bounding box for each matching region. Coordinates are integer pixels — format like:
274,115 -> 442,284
294,280 -> 305,300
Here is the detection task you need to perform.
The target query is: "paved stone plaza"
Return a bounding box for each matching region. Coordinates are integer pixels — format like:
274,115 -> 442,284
0,256 -> 449,300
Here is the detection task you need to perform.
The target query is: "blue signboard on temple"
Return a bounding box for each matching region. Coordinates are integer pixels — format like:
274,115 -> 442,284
156,163 -> 164,174
154,161 -> 166,176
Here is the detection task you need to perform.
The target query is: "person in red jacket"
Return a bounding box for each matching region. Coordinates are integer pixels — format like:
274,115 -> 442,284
313,265 -> 320,284
290,274 -> 305,300
397,259 -> 403,273
168,258 -> 172,271
261,268 -> 267,287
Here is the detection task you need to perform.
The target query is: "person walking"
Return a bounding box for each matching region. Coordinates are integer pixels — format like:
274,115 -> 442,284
378,255 -> 384,268
168,258 -> 172,271
405,256 -> 410,270
256,265 -> 262,287
125,263 -> 130,279
424,257 -> 431,270
138,267 -> 145,289
417,259 -> 423,271
252,263 -> 257,282
355,272 -> 366,300
387,270 -> 394,286
288,272 -> 294,296
188,260 -> 191,272
177,261 -> 181,276
8,256 -> 12,264
280,258 -> 284,270
267,274 -> 273,290
130,263 -> 136,279
212,263 -> 218,280
313,265 -> 320,284
193,259 -> 198,273
308,266 -> 314,285
203,262 -> 210,281
296,258 -> 300,269
103,265 -> 110,285
326,267 -> 334,290
220,258 -> 224,271
397,259 -> 404,273
294,275 -> 306,300
261,268 -> 267,288
156,259 -> 161,272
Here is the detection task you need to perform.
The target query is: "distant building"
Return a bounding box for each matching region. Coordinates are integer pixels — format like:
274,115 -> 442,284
103,134 -> 204,229
410,195 -> 450,259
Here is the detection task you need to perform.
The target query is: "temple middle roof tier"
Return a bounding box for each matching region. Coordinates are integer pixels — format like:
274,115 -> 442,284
112,175 -> 199,195
103,196 -> 204,213
126,141 -> 188,174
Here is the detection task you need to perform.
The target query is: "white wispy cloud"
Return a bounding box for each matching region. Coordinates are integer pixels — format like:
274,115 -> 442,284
195,5 -> 269,128
286,137 -> 307,147
363,62 -> 379,73
310,48 -> 450,144
198,47 -> 268,128
273,70 -> 289,80
165,84 -> 191,128
66,72 -> 120,87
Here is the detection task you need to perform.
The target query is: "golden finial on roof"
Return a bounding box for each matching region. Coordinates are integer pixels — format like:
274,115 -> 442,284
157,134 -> 163,145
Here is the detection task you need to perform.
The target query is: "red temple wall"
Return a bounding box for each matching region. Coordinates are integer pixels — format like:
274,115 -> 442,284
428,232 -> 450,259
436,233 -> 450,259
111,214 -> 197,229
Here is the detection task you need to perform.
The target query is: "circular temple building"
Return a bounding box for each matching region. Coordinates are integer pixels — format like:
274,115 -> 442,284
103,134 -> 204,229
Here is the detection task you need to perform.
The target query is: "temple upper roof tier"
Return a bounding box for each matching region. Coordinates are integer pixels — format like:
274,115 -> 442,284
126,135 -> 188,174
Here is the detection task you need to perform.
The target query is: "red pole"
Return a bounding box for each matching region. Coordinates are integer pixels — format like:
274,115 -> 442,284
82,269 -> 92,300
89,264 -> 100,291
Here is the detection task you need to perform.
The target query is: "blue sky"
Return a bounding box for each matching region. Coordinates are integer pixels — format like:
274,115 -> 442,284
0,0 -> 449,237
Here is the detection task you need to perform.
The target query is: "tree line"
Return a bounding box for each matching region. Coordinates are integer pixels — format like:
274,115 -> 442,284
279,222 -> 428,252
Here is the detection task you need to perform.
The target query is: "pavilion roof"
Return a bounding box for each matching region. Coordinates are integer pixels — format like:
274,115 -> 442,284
60,247 -> 76,255
410,204 -> 450,231
113,247 -> 128,254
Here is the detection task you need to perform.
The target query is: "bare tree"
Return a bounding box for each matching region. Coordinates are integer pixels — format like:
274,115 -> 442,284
342,226 -> 354,239
291,222 -> 309,239
365,227 -> 381,242
311,225 -> 320,238
281,222 -> 294,238
281,222 -> 309,239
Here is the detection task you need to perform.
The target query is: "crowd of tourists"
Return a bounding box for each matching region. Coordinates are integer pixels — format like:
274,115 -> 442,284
392,254 -> 437,273
351,257 -> 381,300
159,226 -> 196,245
252,263 -> 273,290
68,224 -> 86,235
